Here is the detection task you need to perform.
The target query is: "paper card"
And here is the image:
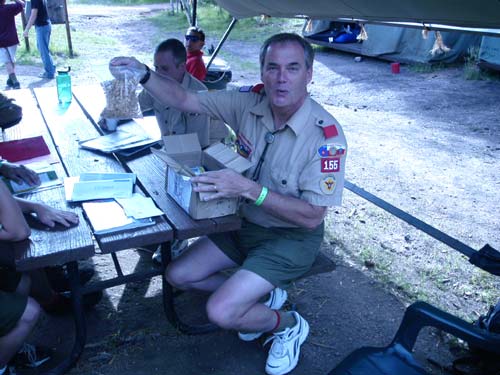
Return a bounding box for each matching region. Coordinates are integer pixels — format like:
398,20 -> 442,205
64,175 -> 134,202
79,172 -> 136,184
82,199 -> 155,235
116,193 -> 163,219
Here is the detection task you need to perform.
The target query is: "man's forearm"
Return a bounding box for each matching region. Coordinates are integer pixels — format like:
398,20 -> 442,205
0,184 -> 30,241
250,185 -> 327,229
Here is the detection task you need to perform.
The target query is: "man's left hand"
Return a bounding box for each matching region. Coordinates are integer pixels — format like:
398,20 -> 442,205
191,168 -> 256,201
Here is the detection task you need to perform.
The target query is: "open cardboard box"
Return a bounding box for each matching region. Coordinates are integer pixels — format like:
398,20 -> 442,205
152,133 -> 252,220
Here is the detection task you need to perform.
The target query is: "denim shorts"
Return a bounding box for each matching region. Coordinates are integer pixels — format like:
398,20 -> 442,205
208,220 -> 324,289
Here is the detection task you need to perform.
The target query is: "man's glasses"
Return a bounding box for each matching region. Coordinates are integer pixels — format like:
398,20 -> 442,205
185,35 -> 201,42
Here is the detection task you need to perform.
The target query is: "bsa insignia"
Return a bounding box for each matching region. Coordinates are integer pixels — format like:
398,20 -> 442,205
320,176 -> 336,194
318,144 -> 346,157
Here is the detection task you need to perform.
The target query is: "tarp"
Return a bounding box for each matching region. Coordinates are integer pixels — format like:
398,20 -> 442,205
304,21 -> 482,64
214,0 -> 500,30
479,36 -> 500,70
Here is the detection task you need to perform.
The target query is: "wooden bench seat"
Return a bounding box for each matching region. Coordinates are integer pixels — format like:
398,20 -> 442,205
303,250 -> 336,279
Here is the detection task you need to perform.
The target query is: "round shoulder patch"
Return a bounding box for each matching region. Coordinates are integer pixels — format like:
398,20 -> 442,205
320,175 -> 336,195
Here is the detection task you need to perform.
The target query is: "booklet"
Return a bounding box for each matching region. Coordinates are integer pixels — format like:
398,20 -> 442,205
64,172 -> 135,202
79,130 -> 158,154
0,136 -> 50,162
82,199 -> 155,235
1,162 -> 61,195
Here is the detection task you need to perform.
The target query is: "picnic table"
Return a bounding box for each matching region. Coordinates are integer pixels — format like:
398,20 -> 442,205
0,86 -> 241,374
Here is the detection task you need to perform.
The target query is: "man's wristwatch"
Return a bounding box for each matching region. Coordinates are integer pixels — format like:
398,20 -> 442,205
139,64 -> 151,85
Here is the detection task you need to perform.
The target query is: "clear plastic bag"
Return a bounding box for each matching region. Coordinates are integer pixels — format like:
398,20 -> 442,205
99,65 -> 142,120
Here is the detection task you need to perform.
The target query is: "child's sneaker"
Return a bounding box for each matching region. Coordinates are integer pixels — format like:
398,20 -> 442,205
10,343 -> 52,368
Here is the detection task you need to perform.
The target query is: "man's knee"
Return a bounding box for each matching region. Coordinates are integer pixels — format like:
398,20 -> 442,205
206,295 -> 240,330
165,261 -> 190,289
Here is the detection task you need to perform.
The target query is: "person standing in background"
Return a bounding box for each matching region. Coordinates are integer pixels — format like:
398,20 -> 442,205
0,0 -> 25,89
23,0 -> 55,79
184,26 -> 207,81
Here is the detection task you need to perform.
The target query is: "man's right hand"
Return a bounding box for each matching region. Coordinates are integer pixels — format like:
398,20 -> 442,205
0,162 -> 40,186
109,57 -> 147,82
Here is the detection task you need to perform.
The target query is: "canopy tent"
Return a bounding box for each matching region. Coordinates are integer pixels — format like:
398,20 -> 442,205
214,0 -> 500,30
303,21 -> 483,64
479,36 -> 500,70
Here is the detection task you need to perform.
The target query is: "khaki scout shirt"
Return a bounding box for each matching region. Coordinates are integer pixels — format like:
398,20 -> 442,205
138,73 -> 227,148
197,89 -> 348,228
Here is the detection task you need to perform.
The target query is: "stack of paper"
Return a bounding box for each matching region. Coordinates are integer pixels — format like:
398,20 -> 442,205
79,130 -> 157,153
64,172 -> 136,202
82,194 -> 163,235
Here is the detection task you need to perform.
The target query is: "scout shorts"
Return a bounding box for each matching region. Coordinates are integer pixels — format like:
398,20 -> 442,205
0,269 -> 27,337
208,220 -> 324,289
0,268 -> 22,293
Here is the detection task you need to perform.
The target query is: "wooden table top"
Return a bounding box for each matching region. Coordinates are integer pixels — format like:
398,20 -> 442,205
72,84 -> 241,240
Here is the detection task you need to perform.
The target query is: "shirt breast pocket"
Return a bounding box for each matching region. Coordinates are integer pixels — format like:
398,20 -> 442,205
269,169 -> 299,197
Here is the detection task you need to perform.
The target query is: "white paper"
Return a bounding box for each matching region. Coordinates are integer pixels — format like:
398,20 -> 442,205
116,193 -> 163,219
82,199 -> 154,235
64,173 -> 135,202
79,172 -> 136,184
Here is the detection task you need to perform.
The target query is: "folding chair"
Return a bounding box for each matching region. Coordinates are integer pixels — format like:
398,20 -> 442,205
328,301 -> 500,375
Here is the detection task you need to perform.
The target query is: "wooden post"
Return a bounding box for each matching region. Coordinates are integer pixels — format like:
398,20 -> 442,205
62,0 -> 73,57
21,8 -> 30,52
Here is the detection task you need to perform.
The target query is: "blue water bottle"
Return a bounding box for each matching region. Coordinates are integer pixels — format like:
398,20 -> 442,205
56,67 -> 72,103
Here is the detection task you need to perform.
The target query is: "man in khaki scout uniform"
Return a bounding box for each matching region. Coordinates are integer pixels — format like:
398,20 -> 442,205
111,33 -> 347,375
138,38 -> 227,148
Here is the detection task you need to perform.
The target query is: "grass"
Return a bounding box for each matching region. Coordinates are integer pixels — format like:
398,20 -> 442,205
148,2 -> 304,44
324,194 -> 500,322
13,1 -> 303,73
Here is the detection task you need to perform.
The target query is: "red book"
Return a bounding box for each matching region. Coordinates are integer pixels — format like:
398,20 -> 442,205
0,136 -> 51,162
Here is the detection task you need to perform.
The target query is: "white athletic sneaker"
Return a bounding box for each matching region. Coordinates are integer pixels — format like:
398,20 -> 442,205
264,311 -> 309,375
238,287 -> 288,341
152,240 -> 189,264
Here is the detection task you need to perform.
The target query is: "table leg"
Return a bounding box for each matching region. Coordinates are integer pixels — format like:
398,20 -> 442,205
160,242 -> 219,335
41,261 -> 87,375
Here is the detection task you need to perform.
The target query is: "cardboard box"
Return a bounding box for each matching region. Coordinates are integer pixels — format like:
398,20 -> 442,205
152,133 -> 252,220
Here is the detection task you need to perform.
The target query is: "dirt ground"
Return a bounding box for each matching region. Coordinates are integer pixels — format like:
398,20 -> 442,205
4,3 -> 499,375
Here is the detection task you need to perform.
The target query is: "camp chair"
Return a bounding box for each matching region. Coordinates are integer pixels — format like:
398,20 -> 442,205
328,301 -> 500,375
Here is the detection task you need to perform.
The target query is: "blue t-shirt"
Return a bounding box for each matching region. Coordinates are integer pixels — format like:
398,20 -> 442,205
31,0 -> 50,27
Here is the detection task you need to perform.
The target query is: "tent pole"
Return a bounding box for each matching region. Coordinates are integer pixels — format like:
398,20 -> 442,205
192,0 -> 197,26
206,17 -> 238,70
